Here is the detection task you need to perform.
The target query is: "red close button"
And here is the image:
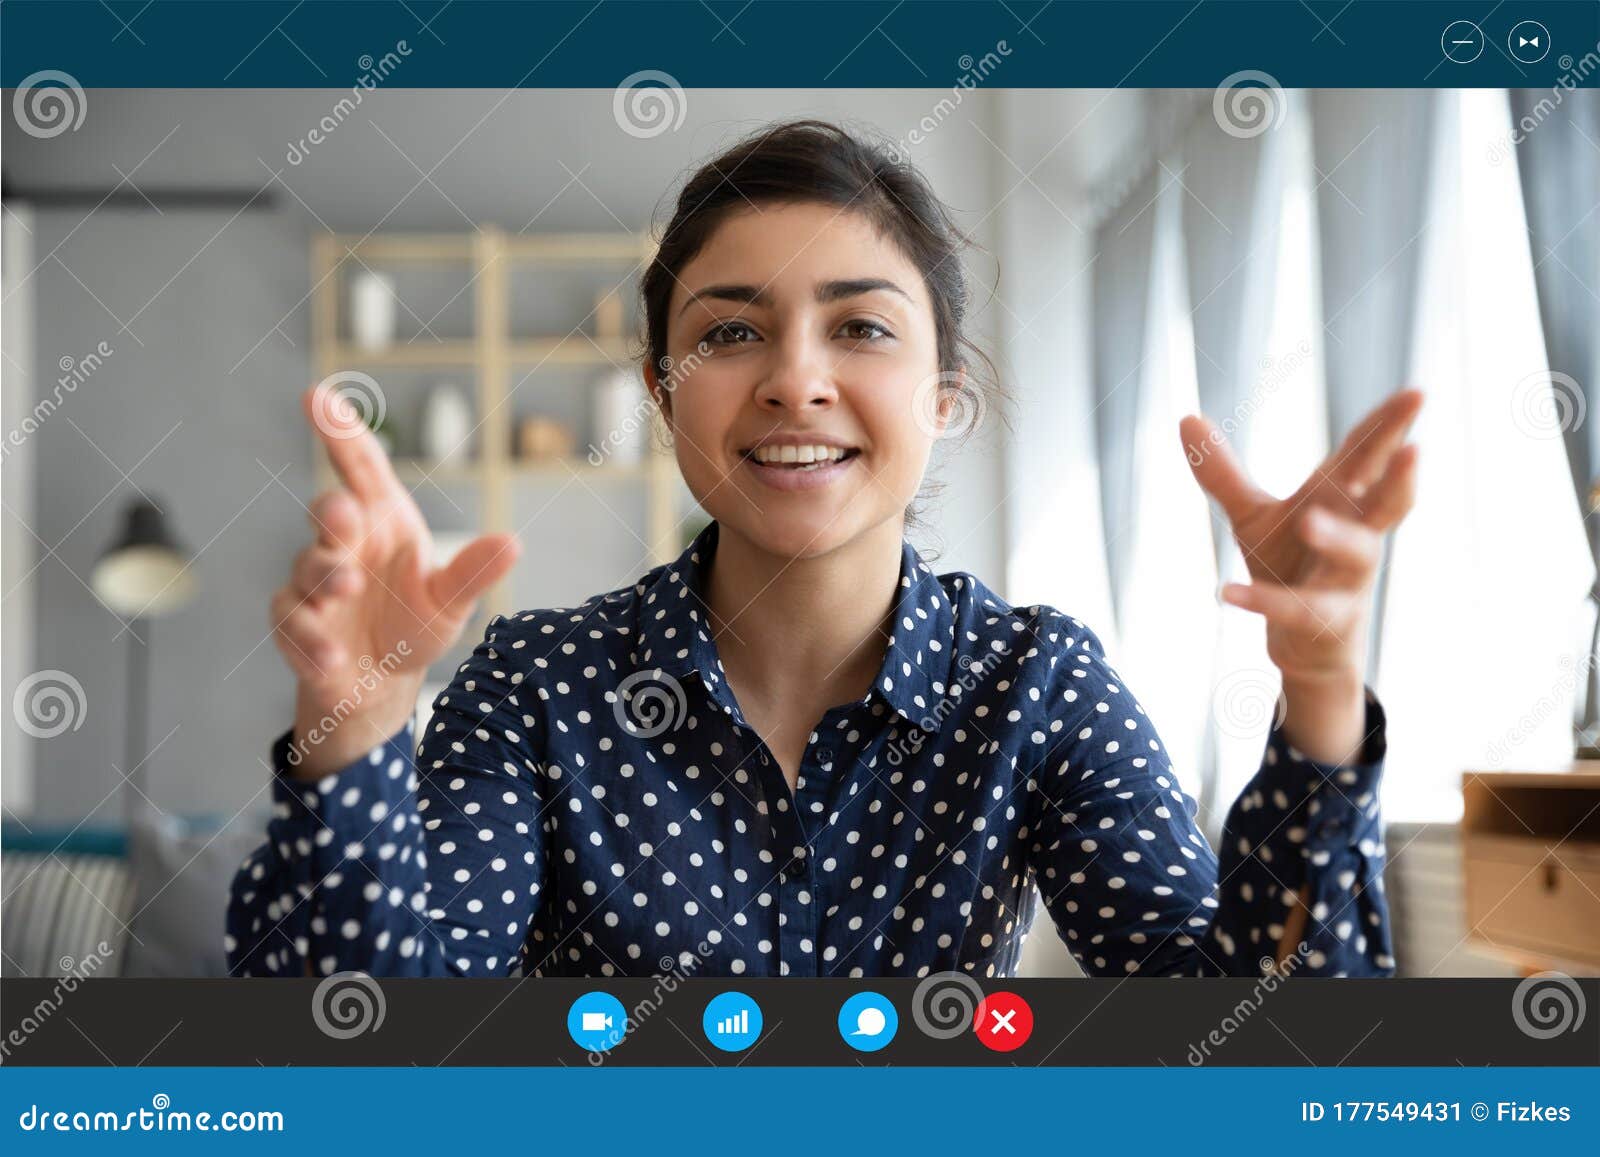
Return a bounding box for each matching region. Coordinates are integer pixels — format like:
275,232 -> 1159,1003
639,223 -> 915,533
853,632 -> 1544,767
973,991 -> 1033,1052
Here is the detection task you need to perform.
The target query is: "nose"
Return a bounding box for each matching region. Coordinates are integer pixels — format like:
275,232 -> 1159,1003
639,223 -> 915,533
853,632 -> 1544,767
753,331 -> 837,414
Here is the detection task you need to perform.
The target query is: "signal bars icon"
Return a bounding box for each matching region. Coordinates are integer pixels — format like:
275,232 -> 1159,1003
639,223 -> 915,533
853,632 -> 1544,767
715,1007 -> 751,1035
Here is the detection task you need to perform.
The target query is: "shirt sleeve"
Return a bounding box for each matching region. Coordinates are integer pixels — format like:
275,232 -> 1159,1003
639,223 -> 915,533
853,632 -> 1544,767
1023,618 -> 1395,978
225,614 -> 548,978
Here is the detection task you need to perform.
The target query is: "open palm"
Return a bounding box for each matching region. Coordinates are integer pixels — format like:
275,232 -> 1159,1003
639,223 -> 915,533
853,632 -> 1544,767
1179,389 -> 1422,681
269,383 -> 521,710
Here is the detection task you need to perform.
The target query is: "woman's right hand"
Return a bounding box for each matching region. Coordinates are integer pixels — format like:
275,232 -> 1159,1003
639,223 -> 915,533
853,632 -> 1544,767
272,382 -> 522,779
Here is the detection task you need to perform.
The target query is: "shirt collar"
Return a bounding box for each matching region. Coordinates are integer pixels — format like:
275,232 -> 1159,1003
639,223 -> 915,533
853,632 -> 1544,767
633,520 -> 958,733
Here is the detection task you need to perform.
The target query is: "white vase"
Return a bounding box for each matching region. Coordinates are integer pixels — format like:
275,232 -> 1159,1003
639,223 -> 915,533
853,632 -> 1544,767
591,367 -> 648,466
350,270 -> 397,351
420,384 -> 473,466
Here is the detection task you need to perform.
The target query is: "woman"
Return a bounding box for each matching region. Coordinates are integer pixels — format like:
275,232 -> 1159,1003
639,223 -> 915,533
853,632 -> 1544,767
228,119 -> 1419,980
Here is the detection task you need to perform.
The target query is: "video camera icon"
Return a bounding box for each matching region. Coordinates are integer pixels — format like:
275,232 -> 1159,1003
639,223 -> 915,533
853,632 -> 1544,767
567,992 -> 628,1053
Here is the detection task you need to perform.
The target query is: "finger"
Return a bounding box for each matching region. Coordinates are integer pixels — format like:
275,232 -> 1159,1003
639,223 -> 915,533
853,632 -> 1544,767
307,488 -> 366,551
1297,507 -> 1383,581
269,586 -> 345,677
1358,442 -> 1419,531
1326,388 -> 1423,496
291,543 -> 366,602
1220,582 -> 1354,636
428,532 -> 523,620
303,382 -> 404,508
1178,414 -> 1269,524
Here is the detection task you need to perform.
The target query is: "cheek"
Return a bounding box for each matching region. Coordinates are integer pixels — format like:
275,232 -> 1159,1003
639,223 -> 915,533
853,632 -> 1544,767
853,382 -> 938,484
663,378 -> 739,464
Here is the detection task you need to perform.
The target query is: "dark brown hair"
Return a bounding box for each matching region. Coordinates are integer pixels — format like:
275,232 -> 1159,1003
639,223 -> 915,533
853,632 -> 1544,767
638,118 -> 1002,448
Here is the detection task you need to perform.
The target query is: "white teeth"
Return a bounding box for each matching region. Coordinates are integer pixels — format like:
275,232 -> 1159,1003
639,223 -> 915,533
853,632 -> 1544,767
750,444 -> 848,466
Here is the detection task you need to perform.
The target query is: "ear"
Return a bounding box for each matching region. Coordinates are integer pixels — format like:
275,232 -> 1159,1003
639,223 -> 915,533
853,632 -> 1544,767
937,367 -> 969,435
644,360 -> 671,422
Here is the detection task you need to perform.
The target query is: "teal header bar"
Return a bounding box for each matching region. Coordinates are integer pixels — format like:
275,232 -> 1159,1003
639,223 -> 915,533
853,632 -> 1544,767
3,1 -> 1599,89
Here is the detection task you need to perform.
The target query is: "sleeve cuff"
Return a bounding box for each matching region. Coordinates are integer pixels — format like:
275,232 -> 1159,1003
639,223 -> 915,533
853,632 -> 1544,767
1258,687 -> 1387,862
268,717 -> 418,818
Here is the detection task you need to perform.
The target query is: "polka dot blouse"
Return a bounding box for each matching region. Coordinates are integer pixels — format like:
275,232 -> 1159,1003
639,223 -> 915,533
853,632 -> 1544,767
227,519 -> 1396,979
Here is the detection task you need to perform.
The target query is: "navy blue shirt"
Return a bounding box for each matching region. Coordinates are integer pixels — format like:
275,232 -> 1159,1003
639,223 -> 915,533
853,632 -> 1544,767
227,520 -> 1395,979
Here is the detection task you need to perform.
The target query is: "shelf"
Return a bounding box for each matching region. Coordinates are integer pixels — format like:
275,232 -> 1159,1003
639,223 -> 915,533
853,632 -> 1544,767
312,228 -> 679,587
329,341 -> 479,368
315,457 -> 482,487
327,232 -> 650,265
509,459 -> 651,480
337,235 -> 478,263
315,456 -> 653,487
502,233 -> 654,262
508,337 -> 634,366
322,338 -> 635,369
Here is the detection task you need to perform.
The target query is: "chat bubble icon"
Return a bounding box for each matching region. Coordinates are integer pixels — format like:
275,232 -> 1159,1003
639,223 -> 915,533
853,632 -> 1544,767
852,1007 -> 887,1036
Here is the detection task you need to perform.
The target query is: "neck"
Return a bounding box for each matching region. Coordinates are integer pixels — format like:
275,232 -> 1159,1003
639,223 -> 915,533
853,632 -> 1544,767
705,518 -> 904,711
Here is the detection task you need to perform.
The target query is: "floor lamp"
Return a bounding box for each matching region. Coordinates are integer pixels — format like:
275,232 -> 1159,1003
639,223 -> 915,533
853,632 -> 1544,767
89,497 -> 196,820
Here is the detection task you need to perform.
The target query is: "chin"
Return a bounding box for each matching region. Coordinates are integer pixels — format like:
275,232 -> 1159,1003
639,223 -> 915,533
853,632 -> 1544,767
722,500 -> 876,562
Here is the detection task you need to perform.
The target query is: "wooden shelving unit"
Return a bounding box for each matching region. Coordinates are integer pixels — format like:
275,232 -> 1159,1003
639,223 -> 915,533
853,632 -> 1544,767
308,227 -> 680,627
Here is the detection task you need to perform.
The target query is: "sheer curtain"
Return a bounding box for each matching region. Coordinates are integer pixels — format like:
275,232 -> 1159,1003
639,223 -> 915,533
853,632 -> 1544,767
1376,89 -> 1591,820
1053,86 -> 1590,833
1205,97 -> 1330,834
1116,166 -> 1216,803
1509,86 -> 1600,743
1310,91 -> 1439,675
1091,170 -> 1160,633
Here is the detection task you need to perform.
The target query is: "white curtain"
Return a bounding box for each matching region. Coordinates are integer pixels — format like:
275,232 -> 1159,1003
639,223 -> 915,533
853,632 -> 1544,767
1509,86 -> 1600,741
1056,86 -> 1585,829
1180,101 -> 1289,566
1377,90 -> 1590,817
1091,170 -> 1161,633
1176,94 -> 1293,827
1309,90 -> 1439,674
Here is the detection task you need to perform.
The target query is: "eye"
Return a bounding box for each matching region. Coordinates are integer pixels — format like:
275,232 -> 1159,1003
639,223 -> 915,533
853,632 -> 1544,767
837,319 -> 894,344
702,320 -> 760,347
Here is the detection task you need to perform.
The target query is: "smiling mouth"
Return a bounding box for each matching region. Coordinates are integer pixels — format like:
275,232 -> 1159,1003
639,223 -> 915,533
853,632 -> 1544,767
740,444 -> 862,472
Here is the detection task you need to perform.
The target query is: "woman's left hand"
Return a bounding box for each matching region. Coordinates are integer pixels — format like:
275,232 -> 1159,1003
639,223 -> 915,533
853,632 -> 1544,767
1179,388 -> 1423,762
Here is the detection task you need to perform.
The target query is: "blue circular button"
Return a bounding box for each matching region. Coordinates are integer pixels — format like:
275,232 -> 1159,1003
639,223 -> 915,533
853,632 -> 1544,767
838,991 -> 898,1052
567,991 -> 628,1053
702,991 -> 763,1052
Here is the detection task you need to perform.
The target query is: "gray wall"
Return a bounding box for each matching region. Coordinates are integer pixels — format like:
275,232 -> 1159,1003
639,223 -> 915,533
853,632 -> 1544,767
23,203 -> 311,822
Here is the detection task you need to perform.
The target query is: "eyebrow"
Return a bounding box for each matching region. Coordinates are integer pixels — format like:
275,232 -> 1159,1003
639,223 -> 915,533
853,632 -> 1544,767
677,277 -> 911,317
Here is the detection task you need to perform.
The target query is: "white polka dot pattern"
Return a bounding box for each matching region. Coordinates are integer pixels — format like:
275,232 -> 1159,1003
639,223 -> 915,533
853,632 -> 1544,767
227,521 -> 1395,979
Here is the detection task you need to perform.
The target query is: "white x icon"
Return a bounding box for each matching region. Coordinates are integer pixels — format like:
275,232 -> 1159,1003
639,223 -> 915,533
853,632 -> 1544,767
988,1009 -> 1017,1035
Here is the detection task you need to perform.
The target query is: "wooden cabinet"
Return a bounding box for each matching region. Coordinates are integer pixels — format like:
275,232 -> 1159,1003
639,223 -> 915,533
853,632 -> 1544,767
1461,768 -> 1600,973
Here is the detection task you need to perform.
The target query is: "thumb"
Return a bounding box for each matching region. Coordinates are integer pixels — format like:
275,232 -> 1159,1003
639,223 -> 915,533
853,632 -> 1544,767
427,532 -> 522,619
1178,413 -> 1265,524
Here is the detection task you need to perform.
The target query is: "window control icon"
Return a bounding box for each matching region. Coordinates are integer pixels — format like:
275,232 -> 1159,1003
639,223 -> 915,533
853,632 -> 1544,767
1441,20 -> 1485,64
1508,21 -> 1550,64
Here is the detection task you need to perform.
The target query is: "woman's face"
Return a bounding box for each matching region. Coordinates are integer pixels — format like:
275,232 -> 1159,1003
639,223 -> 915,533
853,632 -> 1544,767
652,201 -> 947,561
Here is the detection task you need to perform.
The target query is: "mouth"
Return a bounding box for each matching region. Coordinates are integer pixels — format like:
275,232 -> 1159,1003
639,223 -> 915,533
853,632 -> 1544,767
739,443 -> 862,471
738,440 -> 862,491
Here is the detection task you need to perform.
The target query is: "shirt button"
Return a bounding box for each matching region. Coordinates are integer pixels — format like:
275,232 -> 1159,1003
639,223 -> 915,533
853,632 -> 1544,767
817,747 -> 834,763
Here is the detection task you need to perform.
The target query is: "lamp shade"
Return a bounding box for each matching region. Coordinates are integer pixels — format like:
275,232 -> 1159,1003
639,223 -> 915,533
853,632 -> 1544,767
91,497 -> 195,619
